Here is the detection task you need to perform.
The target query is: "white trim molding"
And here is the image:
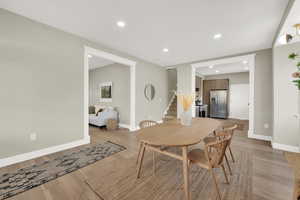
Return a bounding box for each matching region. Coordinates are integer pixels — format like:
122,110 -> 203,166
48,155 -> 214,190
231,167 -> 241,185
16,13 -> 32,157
272,142 -> 300,153
0,138 -> 90,168
84,46 -> 137,131
119,123 -> 131,129
248,130 -> 272,141
228,116 -> 249,121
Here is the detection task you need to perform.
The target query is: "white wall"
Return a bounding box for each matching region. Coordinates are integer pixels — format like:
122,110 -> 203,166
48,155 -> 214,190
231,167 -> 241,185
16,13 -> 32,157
206,72 -> 249,120
0,9 -> 168,160
136,63 -> 168,124
273,42 -> 300,150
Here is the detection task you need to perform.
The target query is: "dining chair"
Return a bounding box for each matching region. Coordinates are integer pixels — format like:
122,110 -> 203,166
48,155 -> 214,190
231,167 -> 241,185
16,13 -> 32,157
222,124 -> 238,163
136,120 -> 158,174
210,124 -> 238,175
188,135 -> 231,200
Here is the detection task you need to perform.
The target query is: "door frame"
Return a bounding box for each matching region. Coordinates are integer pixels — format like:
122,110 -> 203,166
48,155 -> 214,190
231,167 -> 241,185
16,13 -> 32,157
84,46 -> 137,138
191,54 -> 256,139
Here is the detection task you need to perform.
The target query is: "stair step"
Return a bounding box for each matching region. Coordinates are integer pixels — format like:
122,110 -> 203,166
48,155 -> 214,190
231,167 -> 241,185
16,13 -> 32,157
164,115 -> 176,120
167,112 -> 177,116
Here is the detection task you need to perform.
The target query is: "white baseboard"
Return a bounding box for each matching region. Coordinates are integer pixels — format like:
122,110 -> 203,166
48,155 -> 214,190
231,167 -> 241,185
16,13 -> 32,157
0,136 -> 90,168
248,130 -> 272,141
272,142 -> 300,153
119,123 -> 131,129
119,123 -> 139,132
228,116 -> 249,120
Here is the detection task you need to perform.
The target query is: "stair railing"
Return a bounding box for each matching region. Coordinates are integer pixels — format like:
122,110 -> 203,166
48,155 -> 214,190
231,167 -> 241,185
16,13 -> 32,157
163,90 -> 177,117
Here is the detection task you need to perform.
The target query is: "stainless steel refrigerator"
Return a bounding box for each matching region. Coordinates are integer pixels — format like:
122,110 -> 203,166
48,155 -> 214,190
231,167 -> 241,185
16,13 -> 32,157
209,90 -> 228,119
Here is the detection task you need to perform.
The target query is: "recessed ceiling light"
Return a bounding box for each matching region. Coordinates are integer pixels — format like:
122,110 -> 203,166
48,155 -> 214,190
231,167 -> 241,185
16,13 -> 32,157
209,65 -> 214,69
213,33 -> 222,39
215,70 -> 220,73
117,21 -> 126,28
88,54 -> 92,58
163,48 -> 169,52
242,60 -> 248,64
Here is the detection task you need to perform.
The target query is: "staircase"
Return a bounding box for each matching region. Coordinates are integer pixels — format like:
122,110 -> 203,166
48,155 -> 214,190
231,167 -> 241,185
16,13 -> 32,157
164,95 -> 177,121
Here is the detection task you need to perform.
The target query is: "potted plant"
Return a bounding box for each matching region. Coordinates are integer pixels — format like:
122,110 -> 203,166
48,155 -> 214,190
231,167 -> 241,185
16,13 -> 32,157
288,53 -> 300,132
288,53 -> 300,90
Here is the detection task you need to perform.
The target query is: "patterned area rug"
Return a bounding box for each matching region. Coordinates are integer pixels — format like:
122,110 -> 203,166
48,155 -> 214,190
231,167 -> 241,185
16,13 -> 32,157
0,141 -> 126,200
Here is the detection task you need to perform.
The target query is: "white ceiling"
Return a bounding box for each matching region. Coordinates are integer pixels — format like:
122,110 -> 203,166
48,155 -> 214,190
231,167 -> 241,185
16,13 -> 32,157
276,0 -> 300,46
0,0 -> 289,66
196,61 -> 249,76
89,56 -> 115,70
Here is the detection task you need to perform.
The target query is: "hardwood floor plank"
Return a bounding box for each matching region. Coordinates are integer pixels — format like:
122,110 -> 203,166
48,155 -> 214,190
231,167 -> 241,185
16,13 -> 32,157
0,123 -> 294,200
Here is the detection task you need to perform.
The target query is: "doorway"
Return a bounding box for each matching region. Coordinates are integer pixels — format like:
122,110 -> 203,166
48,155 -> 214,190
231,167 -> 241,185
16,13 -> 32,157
84,46 -> 137,141
191,54 -> 255,138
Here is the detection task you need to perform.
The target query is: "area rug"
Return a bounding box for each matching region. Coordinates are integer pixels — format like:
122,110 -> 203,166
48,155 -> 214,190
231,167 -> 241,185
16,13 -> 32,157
0,141 -> 126,200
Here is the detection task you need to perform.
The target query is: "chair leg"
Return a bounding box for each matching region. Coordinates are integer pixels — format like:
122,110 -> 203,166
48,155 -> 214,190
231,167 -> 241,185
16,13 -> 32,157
228,146 -> 235,163
221,164 -> 229,184
136,143 -> 146,179
153,151 -> 156,176
136,142 -> 143,164
210,169 -> 222,200
224,154 -> 232,175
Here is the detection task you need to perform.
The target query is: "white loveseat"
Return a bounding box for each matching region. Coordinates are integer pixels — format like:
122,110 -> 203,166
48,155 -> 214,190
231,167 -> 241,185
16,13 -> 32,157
89,105 -> 118,127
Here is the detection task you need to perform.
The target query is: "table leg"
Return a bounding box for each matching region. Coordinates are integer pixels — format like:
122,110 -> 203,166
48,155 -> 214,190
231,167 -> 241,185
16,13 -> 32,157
153,151 -> 156,176
182,146 -> 190,200
136,143 -> 146,179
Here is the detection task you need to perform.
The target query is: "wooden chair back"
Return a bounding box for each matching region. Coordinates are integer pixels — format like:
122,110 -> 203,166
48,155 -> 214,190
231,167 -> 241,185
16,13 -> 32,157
223,124 -> 238,136
204,135 -> 231,168
139,120 -> 158,129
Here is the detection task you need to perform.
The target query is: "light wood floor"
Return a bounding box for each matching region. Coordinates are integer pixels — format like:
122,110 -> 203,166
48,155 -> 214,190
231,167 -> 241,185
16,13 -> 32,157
0,122 -> 294,200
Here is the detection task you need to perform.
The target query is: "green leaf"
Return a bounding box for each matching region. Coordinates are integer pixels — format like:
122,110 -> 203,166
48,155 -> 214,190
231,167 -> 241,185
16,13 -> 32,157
288,53 -> 298,59
297,62 -> 300,67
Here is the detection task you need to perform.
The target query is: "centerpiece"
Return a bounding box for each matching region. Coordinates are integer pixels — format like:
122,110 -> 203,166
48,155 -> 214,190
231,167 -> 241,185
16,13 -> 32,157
178,94 -> 194,126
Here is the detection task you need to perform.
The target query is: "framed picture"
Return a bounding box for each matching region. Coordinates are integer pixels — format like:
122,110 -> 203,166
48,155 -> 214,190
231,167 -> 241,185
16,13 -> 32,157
99,82 -> 112,102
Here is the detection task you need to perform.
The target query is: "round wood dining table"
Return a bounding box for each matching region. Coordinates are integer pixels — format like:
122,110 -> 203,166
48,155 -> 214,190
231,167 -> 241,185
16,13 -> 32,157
136,118 -> 222,200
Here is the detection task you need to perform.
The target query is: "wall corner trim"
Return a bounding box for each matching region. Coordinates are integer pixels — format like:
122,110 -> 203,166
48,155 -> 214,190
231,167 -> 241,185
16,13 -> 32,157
271,142 -> 300,153
0,137 -> 90,168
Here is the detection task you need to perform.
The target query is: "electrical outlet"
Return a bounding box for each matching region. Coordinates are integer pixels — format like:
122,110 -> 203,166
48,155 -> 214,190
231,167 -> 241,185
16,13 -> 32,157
30,133 -> 37,141
264,123 -> 269,129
